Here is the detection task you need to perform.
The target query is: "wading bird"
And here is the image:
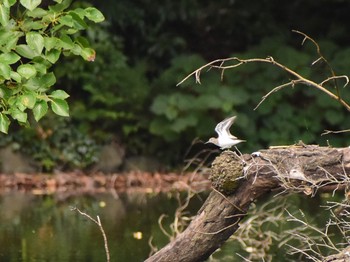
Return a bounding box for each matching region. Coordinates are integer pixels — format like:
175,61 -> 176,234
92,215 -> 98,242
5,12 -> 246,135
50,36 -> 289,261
206,116 -> 245,149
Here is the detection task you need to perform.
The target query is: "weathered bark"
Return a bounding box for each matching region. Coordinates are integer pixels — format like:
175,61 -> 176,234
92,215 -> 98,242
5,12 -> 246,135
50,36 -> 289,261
146,145 -> 350,262
322,246 -> 350,262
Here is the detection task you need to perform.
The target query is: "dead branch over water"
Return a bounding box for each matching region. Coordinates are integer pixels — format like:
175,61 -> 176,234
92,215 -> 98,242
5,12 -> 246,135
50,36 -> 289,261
146,145 -> 350,262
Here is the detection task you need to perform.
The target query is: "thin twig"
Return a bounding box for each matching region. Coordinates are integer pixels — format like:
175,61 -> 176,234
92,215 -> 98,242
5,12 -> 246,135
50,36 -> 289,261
178,56 -> 350,111
71,207 -> 110,262
254,80 -> 302,110
321,129 -> 350,136
158,214 -> 174,240
212,187 -> 245,213
319,75 -> 349,88
292,30 -> 342,95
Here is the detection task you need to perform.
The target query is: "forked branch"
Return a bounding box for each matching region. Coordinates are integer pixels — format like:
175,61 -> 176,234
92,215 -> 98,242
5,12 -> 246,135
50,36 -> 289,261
177,56 -> 350,111
71,207 -> 110,262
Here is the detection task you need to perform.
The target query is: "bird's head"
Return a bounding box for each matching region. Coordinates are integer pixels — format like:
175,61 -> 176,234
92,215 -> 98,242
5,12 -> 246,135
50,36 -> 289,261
205,137 -> 218,146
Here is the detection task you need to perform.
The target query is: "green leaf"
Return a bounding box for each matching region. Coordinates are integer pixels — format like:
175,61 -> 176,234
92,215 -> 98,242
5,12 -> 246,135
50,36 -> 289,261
0,31 -> 11,46
10,107 -> 27,123
81,47 -> 95,61
24,73 -> 56,91
44,37 -> 60,51
41,72 -> 56,88
27,7 -> 47,18
150,95 -> 168,115
32,62 -> 47,75
65,28 -> 78,35
8,96 -> 16,106
15,99 -> 26,111
0,52 -> 20,64
0,113 -> 10,133
59,14 -> 74,27
196,95 -> 222,109
69,11 -> 88,29
21,19 -> 45,31
17,64 -> 37,79
0,4 -> 10,27
71,43 -> 82,56
50,89 -> 69,99
58,35 -> 74,49
50,98 -> 69,117
4,0 -> 17,8
75,36 -> 89,47
33,100 -> 48,121
0,86 -> 12,99
20,92 -> 36,109
26,32 -> 44,55
15,44 -> 36,59
41,12 -> 57,24
84,7 -> 105,23
23,77 -> 40,90
71,8 -> 85,19
10,71 -> 21,82
20,0 -> 41,11
49,0 -> 71,13
325,110 -> 344,125
45,49 -> 61,63
0,31 -> 22,52
0,63 -> 11,79
171,114 -> 197,132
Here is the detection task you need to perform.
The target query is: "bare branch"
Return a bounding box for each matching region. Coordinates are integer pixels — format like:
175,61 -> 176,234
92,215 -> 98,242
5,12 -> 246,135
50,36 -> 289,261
319,75 -> 349,88
178,31 -> 350,112
178,56 -> 350,111
293,30 -> 344,102
158,214 -> 174,240
177,57 -> 244,86
322,129 -> 350,136
71,207 -> 110,262
254,80 -> 302,110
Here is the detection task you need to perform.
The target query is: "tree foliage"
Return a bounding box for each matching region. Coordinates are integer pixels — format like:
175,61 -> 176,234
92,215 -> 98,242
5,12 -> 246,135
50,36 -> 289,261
87,0 -> 350,160
0,0 -> 104,133
2,0 -> 350,170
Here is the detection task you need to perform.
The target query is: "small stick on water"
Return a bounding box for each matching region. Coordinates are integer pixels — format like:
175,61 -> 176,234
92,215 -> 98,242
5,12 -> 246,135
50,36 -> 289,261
71,207 -> 110,262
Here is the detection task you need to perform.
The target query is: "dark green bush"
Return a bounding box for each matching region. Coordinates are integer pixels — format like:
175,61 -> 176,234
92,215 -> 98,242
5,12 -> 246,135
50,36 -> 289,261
8,115 -> 99,171
150,36 -> 350,153
2,1 -> 350,171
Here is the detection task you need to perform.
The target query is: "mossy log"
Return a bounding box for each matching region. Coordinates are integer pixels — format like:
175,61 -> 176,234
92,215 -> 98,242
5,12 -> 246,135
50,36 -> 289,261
145,145 -> 350,262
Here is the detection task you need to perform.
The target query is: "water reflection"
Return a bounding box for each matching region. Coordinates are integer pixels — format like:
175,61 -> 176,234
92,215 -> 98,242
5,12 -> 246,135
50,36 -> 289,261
1,191 -> 344,261
0,191 -> 205,262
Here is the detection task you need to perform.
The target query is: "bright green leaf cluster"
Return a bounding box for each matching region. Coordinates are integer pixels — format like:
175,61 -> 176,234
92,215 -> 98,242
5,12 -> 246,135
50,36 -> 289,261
0,0 -> 104,133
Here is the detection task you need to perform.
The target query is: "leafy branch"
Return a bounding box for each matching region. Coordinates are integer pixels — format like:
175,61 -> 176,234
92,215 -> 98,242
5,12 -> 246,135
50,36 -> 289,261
0,0 -> 105,133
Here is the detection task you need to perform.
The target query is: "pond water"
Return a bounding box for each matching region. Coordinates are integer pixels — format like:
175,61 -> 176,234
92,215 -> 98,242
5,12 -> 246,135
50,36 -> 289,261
0,191 -> 206,262
0,190 -> 345,261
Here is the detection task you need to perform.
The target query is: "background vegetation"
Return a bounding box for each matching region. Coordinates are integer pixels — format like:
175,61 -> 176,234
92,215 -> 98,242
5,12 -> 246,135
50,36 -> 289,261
1,0 -> 350,171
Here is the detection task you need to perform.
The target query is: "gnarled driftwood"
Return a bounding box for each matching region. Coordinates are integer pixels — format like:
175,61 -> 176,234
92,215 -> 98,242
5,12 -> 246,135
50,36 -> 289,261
146,145 -> 350,262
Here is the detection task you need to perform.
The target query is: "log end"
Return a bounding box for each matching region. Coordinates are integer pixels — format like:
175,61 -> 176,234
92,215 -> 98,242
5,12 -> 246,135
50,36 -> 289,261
209,151 -> 244,195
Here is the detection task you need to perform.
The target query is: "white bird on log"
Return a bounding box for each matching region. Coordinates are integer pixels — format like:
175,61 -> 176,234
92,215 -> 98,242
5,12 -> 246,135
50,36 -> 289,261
206,116 -> 245,149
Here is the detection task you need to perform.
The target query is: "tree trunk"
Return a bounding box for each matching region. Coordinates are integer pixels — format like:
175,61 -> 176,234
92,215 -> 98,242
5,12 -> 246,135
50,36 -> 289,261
146,145 -> 350,262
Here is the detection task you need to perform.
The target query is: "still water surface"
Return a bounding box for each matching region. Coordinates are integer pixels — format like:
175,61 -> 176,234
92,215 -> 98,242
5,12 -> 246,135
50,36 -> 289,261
0,191 -> 205,262
0,191 -> 342,261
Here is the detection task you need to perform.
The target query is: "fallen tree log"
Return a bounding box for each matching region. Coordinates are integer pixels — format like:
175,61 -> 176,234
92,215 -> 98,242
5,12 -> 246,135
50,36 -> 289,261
145,145 -> 350,262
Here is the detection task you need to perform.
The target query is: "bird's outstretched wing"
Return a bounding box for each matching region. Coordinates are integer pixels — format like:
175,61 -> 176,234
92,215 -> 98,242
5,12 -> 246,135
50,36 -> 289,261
215,116 -> 236,137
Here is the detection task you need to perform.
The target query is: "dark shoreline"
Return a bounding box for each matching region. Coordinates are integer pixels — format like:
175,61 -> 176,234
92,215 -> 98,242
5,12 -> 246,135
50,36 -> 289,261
0,171 -> 211,195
